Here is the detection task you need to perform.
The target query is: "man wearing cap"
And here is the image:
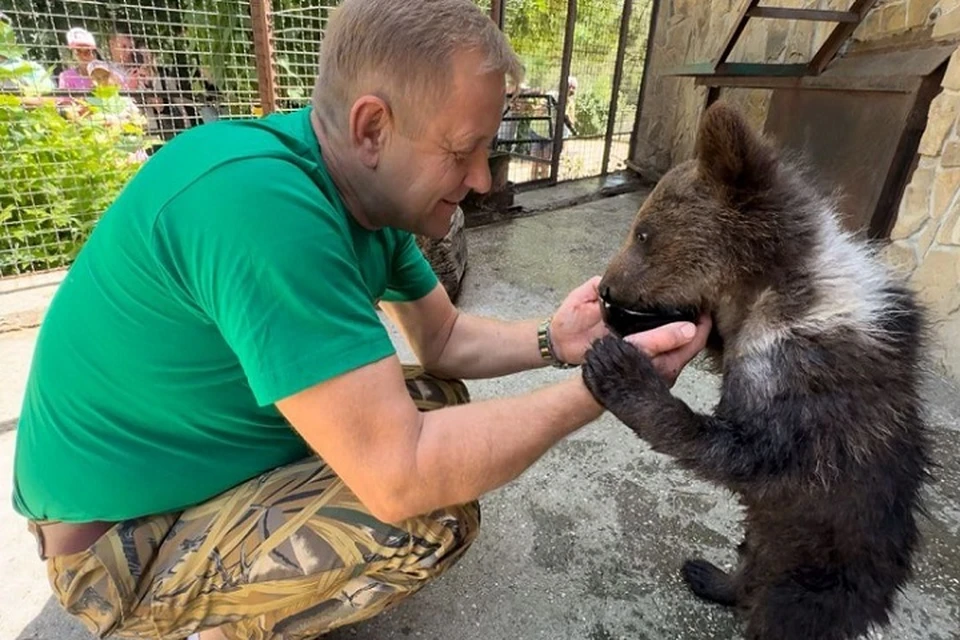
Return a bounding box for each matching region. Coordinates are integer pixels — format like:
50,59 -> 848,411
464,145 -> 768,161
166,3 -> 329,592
14,1 -> 711,639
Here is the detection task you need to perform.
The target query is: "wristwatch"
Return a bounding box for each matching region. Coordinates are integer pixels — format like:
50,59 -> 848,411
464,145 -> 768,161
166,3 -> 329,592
538,318 -> 577,369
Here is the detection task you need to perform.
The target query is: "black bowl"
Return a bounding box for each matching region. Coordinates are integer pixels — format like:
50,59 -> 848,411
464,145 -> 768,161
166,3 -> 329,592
599,294 -> 698,337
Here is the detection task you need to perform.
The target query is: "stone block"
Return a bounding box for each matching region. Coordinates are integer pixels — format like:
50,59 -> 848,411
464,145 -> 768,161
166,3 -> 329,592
919,93 -> 960,156
933,311 -> 960,382
919,218 -> 939,256
933,168 -> 960,219
937,201 -> 960,244
766,22 -> 789,61
907,0 -> 940,29
943,50 -> 960,91
932,5 -> 960,38
881,2 -> 909,35
942,139 -> 960,166
912,246 -> 960,317
883,239 -> 920,274
855,7 -> 885,41
891,167 -> 936,239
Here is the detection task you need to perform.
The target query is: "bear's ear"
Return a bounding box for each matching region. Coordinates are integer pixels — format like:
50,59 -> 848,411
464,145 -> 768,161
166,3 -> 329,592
695,102 -> 777,194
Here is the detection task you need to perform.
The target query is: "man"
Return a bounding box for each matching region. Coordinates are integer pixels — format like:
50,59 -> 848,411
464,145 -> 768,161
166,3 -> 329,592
13,1 -> 710,639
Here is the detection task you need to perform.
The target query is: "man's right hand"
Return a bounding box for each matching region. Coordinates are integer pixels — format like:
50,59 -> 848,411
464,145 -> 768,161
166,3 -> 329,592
622,312 -> 712,386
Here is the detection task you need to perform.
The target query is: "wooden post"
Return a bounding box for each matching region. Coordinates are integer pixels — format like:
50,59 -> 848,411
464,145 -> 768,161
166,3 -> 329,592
491,0 -> 505,31
602,0 -> 634,176
628,0 -> 660,172
250,0 -> 278,114
551,0 -> 578,184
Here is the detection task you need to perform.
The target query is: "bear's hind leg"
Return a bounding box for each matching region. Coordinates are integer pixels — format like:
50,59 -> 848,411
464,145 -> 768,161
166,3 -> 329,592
681,559 -> 738,606
745,568 -> 887,640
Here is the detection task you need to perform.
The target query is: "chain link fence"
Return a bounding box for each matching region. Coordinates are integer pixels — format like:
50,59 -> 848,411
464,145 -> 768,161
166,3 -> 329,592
0,0 -> 651,279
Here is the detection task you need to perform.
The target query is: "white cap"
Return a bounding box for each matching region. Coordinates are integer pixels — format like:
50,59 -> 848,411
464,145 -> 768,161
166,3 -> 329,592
66,27 -> 96,49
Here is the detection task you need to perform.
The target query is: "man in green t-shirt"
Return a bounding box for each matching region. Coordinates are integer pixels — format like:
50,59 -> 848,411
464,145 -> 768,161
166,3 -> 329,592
13,1 -> 710,638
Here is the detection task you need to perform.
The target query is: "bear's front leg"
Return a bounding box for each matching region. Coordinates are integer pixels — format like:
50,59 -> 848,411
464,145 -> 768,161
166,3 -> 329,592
583,336 -> 781,488
582,335 -> 676,439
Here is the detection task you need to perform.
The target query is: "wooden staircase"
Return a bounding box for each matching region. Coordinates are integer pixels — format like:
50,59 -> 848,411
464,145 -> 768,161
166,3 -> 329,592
666,0 -> 881,97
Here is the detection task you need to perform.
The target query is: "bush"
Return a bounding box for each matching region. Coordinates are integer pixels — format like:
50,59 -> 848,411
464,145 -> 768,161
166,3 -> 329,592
0,91 -> 153,276
0,22 -> 153,276
573,89 -> 610,137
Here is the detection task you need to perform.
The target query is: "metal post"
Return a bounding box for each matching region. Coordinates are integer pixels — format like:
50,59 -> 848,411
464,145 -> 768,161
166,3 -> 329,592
551,0 -> 578,184
602,0 -> 634,176
250,0 -> 278,115
628,0 -> 660,172
491,0 -> 505,31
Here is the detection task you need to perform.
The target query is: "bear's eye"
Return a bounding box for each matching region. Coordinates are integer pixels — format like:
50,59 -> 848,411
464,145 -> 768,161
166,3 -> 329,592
636,231 -> 649,243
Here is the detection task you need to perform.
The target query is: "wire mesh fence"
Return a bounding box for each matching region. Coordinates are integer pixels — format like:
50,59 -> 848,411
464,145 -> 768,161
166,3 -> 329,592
0,0 -> 651,278
494,0 -> 653,185
1,0 -> 259,277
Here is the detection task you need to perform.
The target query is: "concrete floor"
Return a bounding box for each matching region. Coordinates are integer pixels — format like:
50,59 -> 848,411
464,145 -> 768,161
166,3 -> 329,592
2,190 -> 959,640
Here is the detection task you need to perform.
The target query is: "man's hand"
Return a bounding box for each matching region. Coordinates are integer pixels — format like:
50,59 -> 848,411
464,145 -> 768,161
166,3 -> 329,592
624,312 -> 712,387
582,312 -> 711,412
548,276 -> 610,365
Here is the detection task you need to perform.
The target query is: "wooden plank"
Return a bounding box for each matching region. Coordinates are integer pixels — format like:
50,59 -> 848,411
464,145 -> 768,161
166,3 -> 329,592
712,0 -> 761,68
747,7 -> 859,23
550,0 -> 578,184
808,0 -> 882,74
250,0 -> 278,114
628,0 -> 661,171
490,0 -> 504,30
693,74 -> 921,94
665,62 -> 810,77
602,0 -> 634,175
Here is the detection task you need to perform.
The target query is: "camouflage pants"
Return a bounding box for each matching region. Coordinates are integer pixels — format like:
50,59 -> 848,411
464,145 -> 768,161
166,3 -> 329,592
41,366 -> 478,640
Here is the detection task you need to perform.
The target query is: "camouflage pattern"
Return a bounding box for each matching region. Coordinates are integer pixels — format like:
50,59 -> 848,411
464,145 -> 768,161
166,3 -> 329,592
41,365 -> 478,640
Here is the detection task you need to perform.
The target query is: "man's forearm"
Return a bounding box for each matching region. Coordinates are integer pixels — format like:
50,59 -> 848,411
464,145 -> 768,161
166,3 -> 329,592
425,312 -> 548,379
388,376 -> 602,521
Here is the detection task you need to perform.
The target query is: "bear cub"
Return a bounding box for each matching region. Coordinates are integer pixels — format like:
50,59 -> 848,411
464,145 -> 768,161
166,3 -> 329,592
583,102 -> 933,640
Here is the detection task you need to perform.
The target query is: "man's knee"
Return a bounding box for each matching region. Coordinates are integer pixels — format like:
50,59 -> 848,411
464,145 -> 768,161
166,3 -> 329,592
402,365 -> 470,410
398,499 -> 480,578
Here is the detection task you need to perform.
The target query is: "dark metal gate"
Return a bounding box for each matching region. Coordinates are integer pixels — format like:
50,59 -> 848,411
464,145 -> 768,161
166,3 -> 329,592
486,0 -> 655,189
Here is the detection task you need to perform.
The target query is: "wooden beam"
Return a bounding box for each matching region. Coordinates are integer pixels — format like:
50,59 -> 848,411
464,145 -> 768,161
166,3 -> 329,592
602,0 -> 633,175
550,0 -> 578,184
628,0 -> 660,172
250,0 -> 278,114
490,0 -> 504,31
808,0 -> 882,74
713,0 -> 760,68
747,7 -> 859,23
665,62 -> 810,77
693,74 -> 921,94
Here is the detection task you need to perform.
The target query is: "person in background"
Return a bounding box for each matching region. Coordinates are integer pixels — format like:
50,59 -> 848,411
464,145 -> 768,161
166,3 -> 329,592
57,27 -> 100,91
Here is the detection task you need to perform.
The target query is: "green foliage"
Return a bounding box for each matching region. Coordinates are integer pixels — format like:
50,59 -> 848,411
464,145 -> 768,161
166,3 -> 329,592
0,62 -> 152,275
573,89 -> 608,137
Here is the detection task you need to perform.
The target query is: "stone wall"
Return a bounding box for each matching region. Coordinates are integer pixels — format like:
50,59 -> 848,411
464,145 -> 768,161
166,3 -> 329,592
631,0 -> 960,380
886,30 -> 960,378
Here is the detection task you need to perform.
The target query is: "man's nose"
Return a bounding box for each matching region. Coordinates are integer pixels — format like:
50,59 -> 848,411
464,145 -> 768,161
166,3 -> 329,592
464,152 -> 492,195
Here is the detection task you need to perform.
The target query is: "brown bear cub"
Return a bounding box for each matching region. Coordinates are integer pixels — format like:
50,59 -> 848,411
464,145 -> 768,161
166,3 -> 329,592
582,102 -> 932,640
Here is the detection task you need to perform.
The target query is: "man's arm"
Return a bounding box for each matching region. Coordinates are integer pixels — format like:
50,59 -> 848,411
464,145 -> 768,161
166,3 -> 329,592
380,277 -> 607,379
276,319 -> 708,525
380,284 -> 544,379
276,353 -> 601,524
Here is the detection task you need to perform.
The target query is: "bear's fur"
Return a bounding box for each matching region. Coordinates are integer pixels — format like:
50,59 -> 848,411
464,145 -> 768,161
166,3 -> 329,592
582,102 -> 933,640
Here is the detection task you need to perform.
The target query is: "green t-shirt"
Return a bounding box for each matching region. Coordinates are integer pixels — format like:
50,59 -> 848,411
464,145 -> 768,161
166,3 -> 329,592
12,106 -> 439,522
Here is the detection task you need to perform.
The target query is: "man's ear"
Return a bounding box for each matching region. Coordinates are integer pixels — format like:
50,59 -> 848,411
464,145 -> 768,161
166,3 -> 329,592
349,95 -> 393,169
695,101 -> 777,193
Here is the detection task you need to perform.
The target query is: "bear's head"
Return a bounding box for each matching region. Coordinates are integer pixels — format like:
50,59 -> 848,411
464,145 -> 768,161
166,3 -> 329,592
599,101 -> 817,346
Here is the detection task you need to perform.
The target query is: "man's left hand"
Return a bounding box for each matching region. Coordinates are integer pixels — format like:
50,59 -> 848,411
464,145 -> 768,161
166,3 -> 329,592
548,276 -> 610,365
